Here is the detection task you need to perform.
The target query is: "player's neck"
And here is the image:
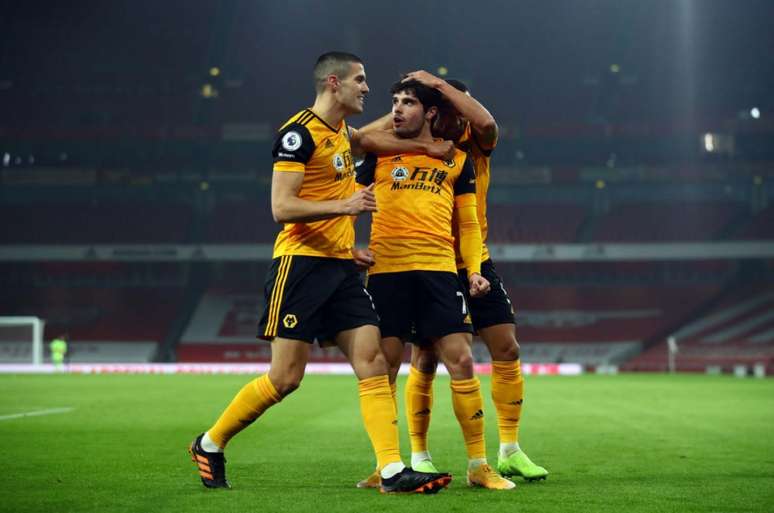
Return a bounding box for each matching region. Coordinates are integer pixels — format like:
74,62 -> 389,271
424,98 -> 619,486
413,123 -> 434,143
311,95 -> 346,129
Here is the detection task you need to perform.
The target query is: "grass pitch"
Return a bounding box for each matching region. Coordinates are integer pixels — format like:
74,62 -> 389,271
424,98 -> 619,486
2,372 -> 773,513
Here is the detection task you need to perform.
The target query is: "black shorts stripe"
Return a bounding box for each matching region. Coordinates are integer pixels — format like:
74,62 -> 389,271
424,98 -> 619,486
265,255 -> 293,337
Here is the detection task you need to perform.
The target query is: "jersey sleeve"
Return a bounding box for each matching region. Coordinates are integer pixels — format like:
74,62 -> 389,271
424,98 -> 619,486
453,155 -> 476,196
272,123 -> 316,172
355,153 -> 377,187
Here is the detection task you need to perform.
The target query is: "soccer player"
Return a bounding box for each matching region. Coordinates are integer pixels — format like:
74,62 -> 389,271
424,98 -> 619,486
49,334 -> 67,372
355,79 -> 516,490
400,70 -> 549,482
188,52 -> 451,495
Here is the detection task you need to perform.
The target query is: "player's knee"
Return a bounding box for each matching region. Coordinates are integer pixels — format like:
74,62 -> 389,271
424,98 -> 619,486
496,340 -> 519,361
362,349 -> 388,375
271,373 -> 304,397
414,351 -> 439,374
274,379 -> 301,397
446,351 -> 474,376
382,345 -> 403,371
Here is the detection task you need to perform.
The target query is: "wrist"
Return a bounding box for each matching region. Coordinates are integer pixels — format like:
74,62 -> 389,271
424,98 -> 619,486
335,199 -> 349,216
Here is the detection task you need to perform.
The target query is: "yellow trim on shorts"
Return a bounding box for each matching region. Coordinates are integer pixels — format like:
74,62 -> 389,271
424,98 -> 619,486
264,255 -> 293,337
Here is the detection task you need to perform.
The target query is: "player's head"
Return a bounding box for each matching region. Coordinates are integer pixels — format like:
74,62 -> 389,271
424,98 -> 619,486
433,78 -> 470,142
390,79 -> 443,139
313,51 -> 368,114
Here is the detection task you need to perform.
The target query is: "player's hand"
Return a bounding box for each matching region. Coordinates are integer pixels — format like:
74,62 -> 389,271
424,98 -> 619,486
469,272 -> 490,298
403,70 -> 444,89
427,140 -> 456,161
342,183 -> 377,215
351,248 -> 375,270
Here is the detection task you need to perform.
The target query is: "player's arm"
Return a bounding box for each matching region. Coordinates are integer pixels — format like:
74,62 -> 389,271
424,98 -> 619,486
272,172 -> 375,223
350,153 -> 378,268
453,157 -> 489,297
404,70 -> 498,150
359,129 -> 455,161
348,113 -> 392,157
271,124 -> 376,223
359,112 -> 393,133
350,114 -> 455,161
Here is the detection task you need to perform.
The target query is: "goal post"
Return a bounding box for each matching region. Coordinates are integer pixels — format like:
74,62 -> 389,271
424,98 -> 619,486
0,317 -> 46,366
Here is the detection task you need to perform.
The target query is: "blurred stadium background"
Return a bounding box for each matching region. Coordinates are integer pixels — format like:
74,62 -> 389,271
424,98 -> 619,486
1,0 -> 773,376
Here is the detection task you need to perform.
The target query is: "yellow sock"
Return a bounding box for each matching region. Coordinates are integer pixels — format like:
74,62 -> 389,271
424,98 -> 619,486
491,360 -> 523,444
390,381 -> 397,412
359,375 -> 402,469
405,366 -> 434,453
208,374 -> 281,448
450,377 -> 486,459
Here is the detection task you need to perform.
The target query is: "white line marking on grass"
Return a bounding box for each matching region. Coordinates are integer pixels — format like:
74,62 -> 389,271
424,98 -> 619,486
0,407 -> 74,421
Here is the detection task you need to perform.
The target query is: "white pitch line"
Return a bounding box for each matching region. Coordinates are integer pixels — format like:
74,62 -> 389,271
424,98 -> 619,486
0,407 -> 74,422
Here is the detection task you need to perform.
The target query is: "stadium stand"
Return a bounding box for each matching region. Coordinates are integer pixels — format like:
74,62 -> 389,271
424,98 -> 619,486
0,286 -> 185,362
0,203 -> 193,243
486,203 -> 587,243
625,284 -> 774,373
735,205 -> 774,239
203,201 -> 279,243
589,201 -> 744,241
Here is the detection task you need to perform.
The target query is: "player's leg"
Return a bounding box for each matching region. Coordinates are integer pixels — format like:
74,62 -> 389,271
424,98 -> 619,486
352,272 -> 413,488
336,326 -> 404,478
329,265 -> 451,494
352,334 -> 403,488
434,332 -> 513,490
189,338 -> 308,488
189,255 -> 321,488
471,259 -> 548,481
406,344 -> 439,472
480,324 -> 546,481
417,270 -> 514,490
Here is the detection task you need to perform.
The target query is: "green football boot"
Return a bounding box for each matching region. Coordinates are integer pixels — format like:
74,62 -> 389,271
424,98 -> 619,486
413,459 -> 439,473
497,450 -> 548,481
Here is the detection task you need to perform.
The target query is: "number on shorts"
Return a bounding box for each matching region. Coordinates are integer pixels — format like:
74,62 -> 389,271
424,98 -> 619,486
456,291 -> 467,315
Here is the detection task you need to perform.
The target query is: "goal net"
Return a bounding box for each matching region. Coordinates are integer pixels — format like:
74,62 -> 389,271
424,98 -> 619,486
0,317 -> 45,365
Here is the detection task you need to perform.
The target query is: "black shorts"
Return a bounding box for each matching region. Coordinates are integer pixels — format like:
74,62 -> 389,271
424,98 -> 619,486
257,255 -> 379,343
367,270 -> 473,345
458,259 -> 516,331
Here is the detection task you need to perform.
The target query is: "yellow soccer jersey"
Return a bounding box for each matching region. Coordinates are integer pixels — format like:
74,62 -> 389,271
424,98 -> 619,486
356,148 -> 476,275
272,109 -> 357,259
454,123 -> 496,267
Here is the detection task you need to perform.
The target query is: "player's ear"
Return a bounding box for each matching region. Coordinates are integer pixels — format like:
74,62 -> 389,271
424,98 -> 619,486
327,74 -> 339,91
426,105 -> 438,122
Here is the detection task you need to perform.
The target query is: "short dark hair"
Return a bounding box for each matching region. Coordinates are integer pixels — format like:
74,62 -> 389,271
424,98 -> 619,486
445,78 -> 469,93
390,79 -> 443,113
313,52 -> 363,92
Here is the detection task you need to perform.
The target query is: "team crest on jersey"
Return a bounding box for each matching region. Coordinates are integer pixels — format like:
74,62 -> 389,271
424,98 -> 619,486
333,154 -> 345,171
281,131 -> 302,152
443,159 -> 456,168
391,167 -> 409,181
